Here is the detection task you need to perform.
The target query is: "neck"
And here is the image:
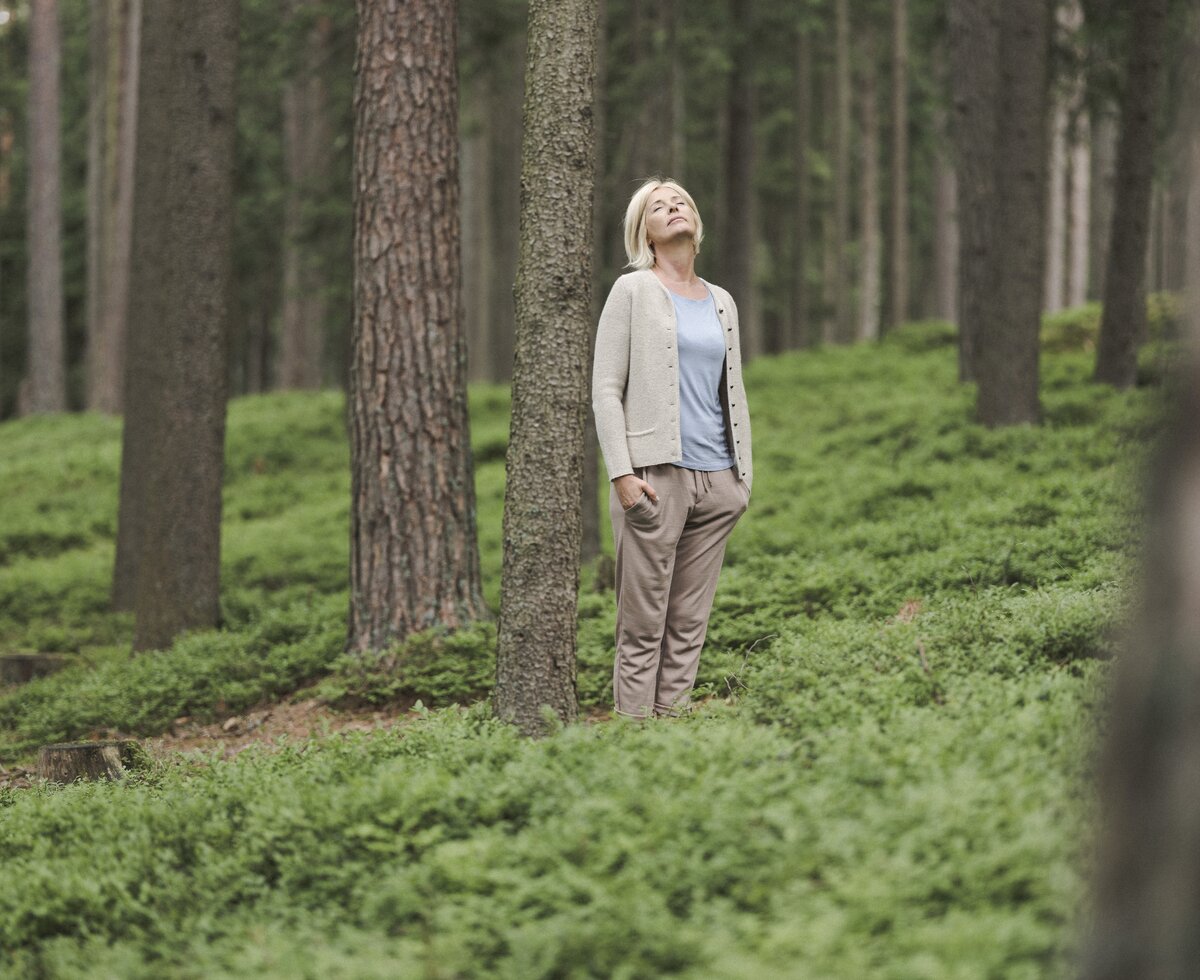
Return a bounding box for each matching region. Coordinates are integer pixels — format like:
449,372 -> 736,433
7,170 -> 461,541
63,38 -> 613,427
651,244 -> 697,283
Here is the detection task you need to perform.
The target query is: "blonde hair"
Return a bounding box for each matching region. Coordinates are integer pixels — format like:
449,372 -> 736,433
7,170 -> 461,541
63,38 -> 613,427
621,177 -> 704,270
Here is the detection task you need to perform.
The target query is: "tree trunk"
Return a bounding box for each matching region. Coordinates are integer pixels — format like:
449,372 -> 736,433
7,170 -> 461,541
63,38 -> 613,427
349,0 -> 487,653
1094,0 -> 1170,388
832,0 -> 852,344
25,0 -> 67,414
118,0 -> 238,651
1083,119 -> 1200,978
37,740 -> 144,783
495,0 -> 596,736
723,0 -> 758,358
932,103 -> 959,323
857,25 -> 882,343
462,67 -> 494,385
890,0 -> 909,331
278,2 -> 331,390
1067,110 -> 1091,308
1089,104 -> 1118,302
973,0 -> 1049,426
667,0 -> 685,180
948,0 -> 1000,382
791,21 -> 812,349
1044,96 -> 1068,313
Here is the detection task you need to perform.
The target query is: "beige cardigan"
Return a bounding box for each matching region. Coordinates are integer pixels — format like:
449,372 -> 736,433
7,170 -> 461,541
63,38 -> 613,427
591,268 -> 753,493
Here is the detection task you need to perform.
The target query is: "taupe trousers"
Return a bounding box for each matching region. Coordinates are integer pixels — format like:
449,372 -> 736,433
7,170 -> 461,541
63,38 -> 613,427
610,462 -> 749,718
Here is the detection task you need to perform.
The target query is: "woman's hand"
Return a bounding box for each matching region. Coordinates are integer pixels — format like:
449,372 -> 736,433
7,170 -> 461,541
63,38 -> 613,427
614,473 -> 658,511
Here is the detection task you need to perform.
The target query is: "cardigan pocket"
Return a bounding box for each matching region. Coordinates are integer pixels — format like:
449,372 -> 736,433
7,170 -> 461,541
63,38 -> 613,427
625,426 -> 656,437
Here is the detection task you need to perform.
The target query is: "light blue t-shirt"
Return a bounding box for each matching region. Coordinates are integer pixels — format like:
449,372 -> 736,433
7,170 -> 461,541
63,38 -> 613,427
670,290 -> 736,471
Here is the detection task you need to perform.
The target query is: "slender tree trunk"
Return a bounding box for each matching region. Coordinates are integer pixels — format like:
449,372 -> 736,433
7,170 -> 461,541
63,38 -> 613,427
1089,104 -> 1118,301
973,0 -> 1049,426
857,26 -> 881,343
25,0 -> 67,414
890,0 -> 909,331
120,0 -> 238,650
791,21 -> 811,349
932,104 -> 959,322
348,0 -> 487,652
86,0 -> 108,410
462,68 -> 493,385
1094,0 -> 1171,388
495,0 -> 597,736
1067,110 -> 1091,307
1044,96 -> 1068,312
948,0 -> 1000,382
832,0 -> 852,343
723,0 -> 758,358
279,2 -> 332,390
667,0 -> 685,180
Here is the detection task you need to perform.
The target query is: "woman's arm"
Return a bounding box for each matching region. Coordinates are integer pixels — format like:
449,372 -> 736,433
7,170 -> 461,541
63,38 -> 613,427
591,277 -> 635,482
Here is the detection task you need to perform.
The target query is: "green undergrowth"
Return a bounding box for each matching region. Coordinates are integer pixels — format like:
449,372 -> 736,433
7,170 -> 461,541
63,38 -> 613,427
0,310 -> 1168,976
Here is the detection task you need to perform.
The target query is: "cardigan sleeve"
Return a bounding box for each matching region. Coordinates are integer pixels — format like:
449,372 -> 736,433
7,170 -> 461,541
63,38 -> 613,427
591,275 -> 634,482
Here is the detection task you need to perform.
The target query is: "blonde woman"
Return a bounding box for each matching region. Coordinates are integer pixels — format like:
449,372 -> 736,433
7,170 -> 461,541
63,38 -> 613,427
592,178 -> 754,719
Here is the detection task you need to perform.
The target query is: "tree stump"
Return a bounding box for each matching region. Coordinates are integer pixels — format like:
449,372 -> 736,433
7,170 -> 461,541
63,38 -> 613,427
36,740 -> 146,784
0,653 -> 72,686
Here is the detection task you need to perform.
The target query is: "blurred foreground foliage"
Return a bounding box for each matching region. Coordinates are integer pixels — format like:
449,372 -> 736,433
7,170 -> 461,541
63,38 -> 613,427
0,316 -> 1168,977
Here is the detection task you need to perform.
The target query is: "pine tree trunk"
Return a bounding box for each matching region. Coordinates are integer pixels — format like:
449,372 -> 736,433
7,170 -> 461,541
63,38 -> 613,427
973,0 -> 1049,426
723,0 -> 758,359
495,0 -> 597,736
832,0 -> 852,344
791,22 -> 811,349
667,0 -> 685,180
1094,0 -> 1170,388
1043,97 -> 1068,313
890,0 -> 909,331
462,68 -> 493,385
857,26 -> 882,343
349,0 -> 487,653
279,2 -> 331,390
1067,111 -> 1091,307
948,0 -> 1000,382
25,0 -> 67,414
86,0 -> 108,411
1089,104 -> 1118,302
121,0 -> 238,651
932,103 -> 959,323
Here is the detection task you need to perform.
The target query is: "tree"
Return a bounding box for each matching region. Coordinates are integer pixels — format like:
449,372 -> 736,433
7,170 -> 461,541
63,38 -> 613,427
116,0 -> 239,650
831,0 -> 852,343
494,0 -> 598,736
348,0 -> 487,653
889,0 -> 909,331
1093,0 -> 1171,388
790,17 -> 813,348
25,0 -> 67,414
722,0 -> 759,357
857,22 -> 882,342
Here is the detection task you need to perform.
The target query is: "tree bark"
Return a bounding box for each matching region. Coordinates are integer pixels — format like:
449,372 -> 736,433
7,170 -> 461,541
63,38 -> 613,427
889,0 -> 909,332
1094,0 -> 1171,388
932,103 -> 959,323
723,0 -> 759,358
495,0 -> 597,736
1067,110 -> 1091,308
973,0 -> 1049,426
278,2 -> 332,390
857,25 -> 882,343
25,0 -> 67,414
118,0 -> 238,650
462,67 -> 494,385
791,21 -> 812,349
1089,103 -> 1118,302
832,0 -> 852,344
948,0 -> 1000,382
1044,96 -> 1068,313
349,0 -> 487,653
37,740 -> 144,783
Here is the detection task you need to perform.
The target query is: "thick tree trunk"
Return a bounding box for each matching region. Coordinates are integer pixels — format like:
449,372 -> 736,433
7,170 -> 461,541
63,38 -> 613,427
948,0 -> 1000,382
495,0 -> 596,736
857,26 -> 882,343
832,0 -> 852,344
791,22 -> 812,349
278,3 -> 332,390
973,0 -> 1049,426
890,0 -> 909,332
25,0 -> 67,414
1094,0 -> 1170,388
121,0 -> 238,651
723,0 -> 758,358
349,0 -> 487,653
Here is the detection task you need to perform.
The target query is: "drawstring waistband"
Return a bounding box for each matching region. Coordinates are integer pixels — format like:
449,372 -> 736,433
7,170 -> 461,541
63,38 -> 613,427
689,468 -> 713,495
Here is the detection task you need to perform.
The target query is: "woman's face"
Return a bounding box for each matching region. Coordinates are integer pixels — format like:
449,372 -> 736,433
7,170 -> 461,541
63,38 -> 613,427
644,186 -> 694,252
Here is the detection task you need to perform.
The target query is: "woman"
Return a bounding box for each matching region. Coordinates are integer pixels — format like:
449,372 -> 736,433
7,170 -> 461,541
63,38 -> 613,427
592,177 -> 754,719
